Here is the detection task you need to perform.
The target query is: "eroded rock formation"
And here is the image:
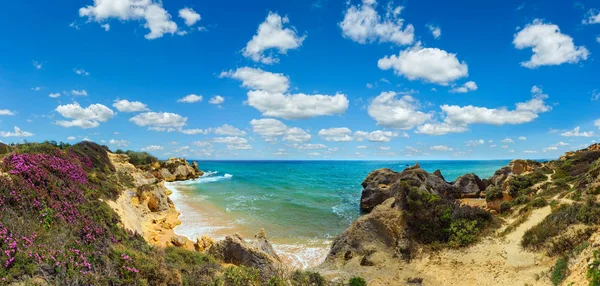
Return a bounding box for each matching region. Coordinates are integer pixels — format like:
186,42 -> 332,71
208,230 -> 282,276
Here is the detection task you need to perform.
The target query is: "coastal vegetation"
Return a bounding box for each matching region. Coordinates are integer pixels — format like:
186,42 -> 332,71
2,141 -> 600,285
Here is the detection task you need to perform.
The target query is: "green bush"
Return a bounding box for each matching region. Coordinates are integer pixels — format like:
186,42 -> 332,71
531,198 -> 548,208
551,257 -> 568,286
508,174 -> 540,198
499,202 -> 511,214
290,270 -> 326,286
485,186 -> 503,202
511,195 -> 530,206
448,219 -> 478,247
349,276 -> 367,286
266,276 -> 286,286
401,186 -> 492,248
588,250 -> 600,286
128,151 -> 159,166
588,186 -> 600,195
0,142 -> 11,154
223,266 -> 260,286
522,200 -> 600,250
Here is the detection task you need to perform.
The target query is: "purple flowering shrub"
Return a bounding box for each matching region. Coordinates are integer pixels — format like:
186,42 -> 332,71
0,143 -> 219,284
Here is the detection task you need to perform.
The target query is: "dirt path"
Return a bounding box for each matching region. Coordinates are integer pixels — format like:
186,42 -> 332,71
406,206 -> 554,286
503,206 -> 551,267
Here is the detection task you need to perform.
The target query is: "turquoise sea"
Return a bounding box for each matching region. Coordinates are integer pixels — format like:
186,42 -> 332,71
165,160 -> 510,268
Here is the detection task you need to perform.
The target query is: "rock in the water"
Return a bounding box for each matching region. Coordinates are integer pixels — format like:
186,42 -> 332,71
453,173 -> 485,198
152,157 -> 203,182
360,164 -> 455,212
208,231 -> 281,275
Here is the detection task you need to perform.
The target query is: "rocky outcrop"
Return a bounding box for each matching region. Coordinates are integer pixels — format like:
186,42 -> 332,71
509,159 -> 540,175
326,198 -> 407,267
195,235 -> 215,252
208,231 -> 281,275
136,183 -> 172,212
453,173 -> 485,198
360,164 -> 455,212
106,153 -> 197,250
151,158 -> 203,182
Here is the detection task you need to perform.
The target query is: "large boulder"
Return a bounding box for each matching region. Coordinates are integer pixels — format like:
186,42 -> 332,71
360,163 -> 454,212
453,173 -> 485,198
136,183 -> 172,212
510,159 -> 540,175
326,198 -> 408,267
153,158 -> 203,182
208,231 -> 281,275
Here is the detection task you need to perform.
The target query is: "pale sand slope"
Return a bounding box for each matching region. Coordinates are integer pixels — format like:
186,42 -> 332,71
346,206 -> 556,286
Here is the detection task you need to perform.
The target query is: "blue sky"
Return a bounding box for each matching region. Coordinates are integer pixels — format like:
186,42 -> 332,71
0,0 -> 599,160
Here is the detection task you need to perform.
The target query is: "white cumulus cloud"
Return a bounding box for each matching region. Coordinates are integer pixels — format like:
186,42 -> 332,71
221,67 -> 289,94
0,110 -> 15,116
178,8 -> 201,26
378,44 -> 468,85
73,68 -> 89,76
0,126 -> 34,138
247,90 -> 348,120
318,127 -> 354,142
583,9 -> 600,24
130,112 -> 187,129
430,145 -> 453,152
113,99 -> 149,112
367,91 -> 430,129
354,130 -> 398,142
209,95 -> 225,105
450,81 -> 478,93
242,12 -> 305,64
71,90 -> 88,96
560,126 -> 595,137
223,67 -> 348,119
55,102 -> 115,128
513,19 -> 589,68
178,94 -> 203,103
79,0 -> 179,40
214,124 -> 246,136
427,24 -> 441,39
250,118 -> 311,143
109,139 -> 129,147
141,145 -> 164,152
339,0 -> 414,45
417,86 -> 551,135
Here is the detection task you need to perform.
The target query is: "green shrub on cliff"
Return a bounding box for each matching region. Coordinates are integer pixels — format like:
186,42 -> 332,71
402,187 -> 492,248
588,250 -> 600,286
522,199 -> 600,251
290,270 -> 326,286
485,186 -> 503,202
115,149 -> 159,166
349,276 -> 367,286
551,257 -> 569,286
224,265 -> 261,286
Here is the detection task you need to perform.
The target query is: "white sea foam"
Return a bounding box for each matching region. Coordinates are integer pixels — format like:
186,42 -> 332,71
272,241 -> 331,269
203,170 -> 219,176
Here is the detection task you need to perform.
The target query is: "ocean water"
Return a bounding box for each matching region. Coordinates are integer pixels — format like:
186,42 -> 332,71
165,160 -> 510,268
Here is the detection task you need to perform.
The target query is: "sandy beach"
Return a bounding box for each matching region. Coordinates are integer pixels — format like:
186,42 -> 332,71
164,180 -> 331,269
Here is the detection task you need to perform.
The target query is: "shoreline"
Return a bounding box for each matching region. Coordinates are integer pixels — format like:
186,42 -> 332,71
164,178 -> 331,269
